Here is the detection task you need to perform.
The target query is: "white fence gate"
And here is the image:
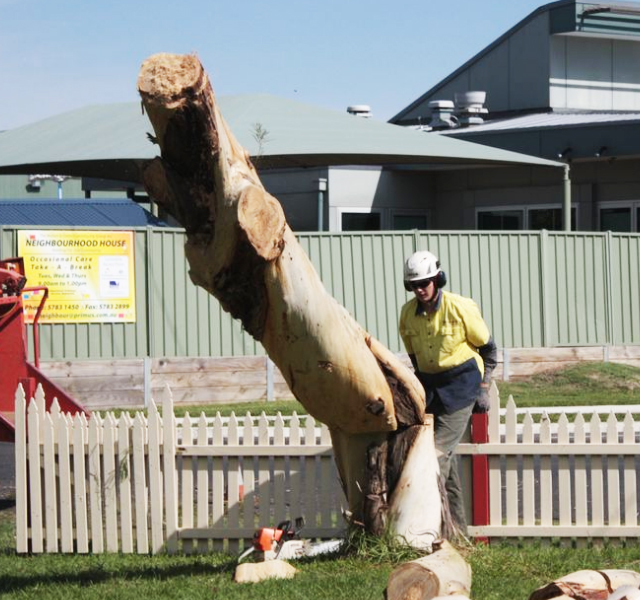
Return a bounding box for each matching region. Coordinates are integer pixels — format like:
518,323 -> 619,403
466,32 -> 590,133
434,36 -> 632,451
14,384 -> 640,553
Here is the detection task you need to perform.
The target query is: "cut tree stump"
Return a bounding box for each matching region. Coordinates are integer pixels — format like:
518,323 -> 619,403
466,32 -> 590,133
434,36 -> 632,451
385,540 -> 471,600
234,559 -> 297,584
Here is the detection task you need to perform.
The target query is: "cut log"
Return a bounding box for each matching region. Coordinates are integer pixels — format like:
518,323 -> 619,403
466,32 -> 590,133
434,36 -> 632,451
137,53 -> 439,537
234,559 -> 297,584
529,569 -> 640,600
385,540 -> 472,600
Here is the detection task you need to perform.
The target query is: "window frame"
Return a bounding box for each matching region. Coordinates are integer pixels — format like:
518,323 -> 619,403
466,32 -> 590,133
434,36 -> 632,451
389,209 -> 430,231
598,200 -> 640,232
336,207 -> 384,232
475,206 -> 525,230
476,203 -> 578,230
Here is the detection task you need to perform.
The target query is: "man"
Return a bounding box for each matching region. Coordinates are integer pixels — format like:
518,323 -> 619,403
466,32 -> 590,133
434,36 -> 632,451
399,250 -> 497,536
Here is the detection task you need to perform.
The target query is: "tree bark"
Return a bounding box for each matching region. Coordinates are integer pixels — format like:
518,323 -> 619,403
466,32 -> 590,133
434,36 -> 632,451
137,53 -> 438,541
528,570 -> 640,600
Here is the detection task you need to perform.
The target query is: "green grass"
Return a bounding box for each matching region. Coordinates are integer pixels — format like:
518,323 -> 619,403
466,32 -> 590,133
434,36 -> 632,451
171,399 -> 307,419
3,506 -> 640,600
497,362 -> 640,408
6,362 -> 640,599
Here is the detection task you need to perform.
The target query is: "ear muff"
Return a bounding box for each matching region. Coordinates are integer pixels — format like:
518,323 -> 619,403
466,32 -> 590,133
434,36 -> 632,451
435,270 -> 447,288
404,270 -> 446,291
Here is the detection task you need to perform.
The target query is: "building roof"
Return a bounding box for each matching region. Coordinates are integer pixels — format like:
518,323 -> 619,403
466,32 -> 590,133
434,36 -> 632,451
438,111 -> 640,134
390,0 -> 640,124
0,95 -> 564,182
435,109 -> 640,162
0,199 -> 168,227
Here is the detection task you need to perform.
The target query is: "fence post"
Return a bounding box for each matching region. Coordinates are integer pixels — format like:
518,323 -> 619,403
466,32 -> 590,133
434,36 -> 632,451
471,382 -> 500,542
502,347 -> 510,382
266,357 -> 275,401
471,413 -> 489,542
604,230 -> 615,346
539,229 -> 550,347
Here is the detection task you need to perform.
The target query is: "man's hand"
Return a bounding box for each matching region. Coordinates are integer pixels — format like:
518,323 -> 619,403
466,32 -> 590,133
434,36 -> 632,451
473,384 -> 491,413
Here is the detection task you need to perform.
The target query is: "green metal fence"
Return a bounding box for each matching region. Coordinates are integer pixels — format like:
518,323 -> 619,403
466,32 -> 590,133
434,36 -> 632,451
1,225 -> 638,360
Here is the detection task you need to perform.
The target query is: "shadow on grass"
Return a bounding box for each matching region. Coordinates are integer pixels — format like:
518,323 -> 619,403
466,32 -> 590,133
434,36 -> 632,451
0,499 -> 15,511
0,555 -> 238,594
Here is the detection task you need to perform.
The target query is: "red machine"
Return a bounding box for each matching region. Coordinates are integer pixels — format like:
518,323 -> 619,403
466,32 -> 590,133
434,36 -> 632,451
0,257 -> 88,442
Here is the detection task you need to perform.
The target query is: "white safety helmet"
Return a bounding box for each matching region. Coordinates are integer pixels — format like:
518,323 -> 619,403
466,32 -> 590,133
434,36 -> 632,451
403,250 -> 446,291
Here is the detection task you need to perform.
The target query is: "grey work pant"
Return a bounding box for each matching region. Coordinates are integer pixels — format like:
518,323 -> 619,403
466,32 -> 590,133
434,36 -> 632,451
431,401 -> 474,535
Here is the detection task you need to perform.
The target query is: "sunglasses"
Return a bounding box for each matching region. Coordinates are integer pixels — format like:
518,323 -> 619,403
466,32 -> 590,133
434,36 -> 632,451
410,278 -> 435,290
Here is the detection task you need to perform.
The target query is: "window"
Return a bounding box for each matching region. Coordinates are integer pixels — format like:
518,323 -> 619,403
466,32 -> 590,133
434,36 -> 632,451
477,210 -> 523,230
340,211 -> 381,231
529,207 -> 576,231
600,206 -> 632,232
392,213 -> 428,230
477,205 -> 577,230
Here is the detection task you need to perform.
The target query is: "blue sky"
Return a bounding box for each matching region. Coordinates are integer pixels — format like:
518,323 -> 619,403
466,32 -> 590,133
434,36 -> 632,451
2,0 -> 548,130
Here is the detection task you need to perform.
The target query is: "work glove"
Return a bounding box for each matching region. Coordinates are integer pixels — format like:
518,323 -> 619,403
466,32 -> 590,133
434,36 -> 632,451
472,384 -> 491,414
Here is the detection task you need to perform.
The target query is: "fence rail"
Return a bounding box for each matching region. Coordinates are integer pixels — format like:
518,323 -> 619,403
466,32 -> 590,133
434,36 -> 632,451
14,384 -> 640,553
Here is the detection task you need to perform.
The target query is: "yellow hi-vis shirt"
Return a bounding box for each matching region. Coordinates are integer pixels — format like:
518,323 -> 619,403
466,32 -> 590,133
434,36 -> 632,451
399,290 -> 490,376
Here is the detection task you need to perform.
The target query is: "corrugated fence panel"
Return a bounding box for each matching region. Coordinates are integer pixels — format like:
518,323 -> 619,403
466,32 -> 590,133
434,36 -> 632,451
610,234 -> 640,345
147,229 -> 261,358
545,233 -> 608,346
3,225 -> 640,359
298,232 -> 415,352
417,232 -> 545,348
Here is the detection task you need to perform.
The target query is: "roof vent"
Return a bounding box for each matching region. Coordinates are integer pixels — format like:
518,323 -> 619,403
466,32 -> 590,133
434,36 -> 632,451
454,91 -> 488,127
427,100 -> 458,130
347,105 -> 372,118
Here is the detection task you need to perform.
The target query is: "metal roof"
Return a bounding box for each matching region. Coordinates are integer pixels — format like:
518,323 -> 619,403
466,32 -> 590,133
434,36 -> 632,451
0,95 -> 564,182
0,199 -> 168,227
437,111 -> 640,135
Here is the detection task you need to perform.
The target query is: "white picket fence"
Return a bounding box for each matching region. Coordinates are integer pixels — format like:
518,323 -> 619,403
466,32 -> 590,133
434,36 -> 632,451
14,385 -> 344,554
13,384 -> 640,553
462,393 -> 640,540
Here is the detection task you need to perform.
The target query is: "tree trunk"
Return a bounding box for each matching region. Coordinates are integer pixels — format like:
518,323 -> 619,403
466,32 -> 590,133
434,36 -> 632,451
136,53 -> 438,542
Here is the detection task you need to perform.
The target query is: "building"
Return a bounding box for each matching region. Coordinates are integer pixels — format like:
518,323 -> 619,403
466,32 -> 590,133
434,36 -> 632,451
6,3 -> 640,233
0,96 -> 563,234
391,0 -> 640,232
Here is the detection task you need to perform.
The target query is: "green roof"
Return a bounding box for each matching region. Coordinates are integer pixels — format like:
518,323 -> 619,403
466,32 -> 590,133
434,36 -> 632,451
0,95 -> 564,181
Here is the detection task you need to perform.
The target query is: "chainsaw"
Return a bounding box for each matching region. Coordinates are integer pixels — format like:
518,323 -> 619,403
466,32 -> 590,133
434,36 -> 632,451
238,517 -> 343,563
238,517 -> 306,562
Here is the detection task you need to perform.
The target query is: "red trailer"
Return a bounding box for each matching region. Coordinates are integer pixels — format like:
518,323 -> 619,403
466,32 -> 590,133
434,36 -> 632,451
0,257 -> 88,442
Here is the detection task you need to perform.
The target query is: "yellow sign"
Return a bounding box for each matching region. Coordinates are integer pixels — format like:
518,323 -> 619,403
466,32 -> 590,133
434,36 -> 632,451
17,230 -> 136,324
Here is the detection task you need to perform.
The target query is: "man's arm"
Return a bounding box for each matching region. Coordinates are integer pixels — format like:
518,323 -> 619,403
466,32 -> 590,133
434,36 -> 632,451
474,337 -> 498,413
478,337 -> 498,385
